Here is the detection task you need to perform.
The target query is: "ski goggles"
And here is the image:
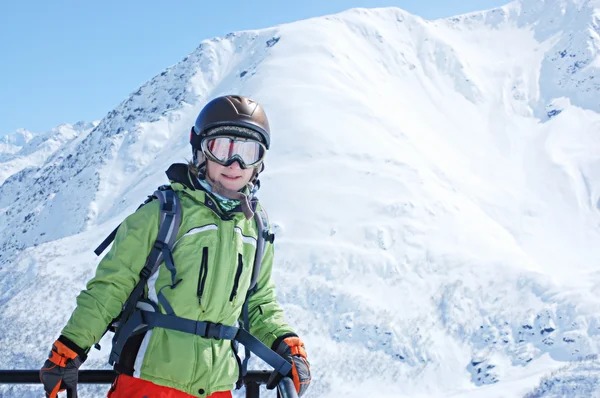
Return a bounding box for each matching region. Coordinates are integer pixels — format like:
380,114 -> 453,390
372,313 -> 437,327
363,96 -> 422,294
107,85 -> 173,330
201,136 -> 266,169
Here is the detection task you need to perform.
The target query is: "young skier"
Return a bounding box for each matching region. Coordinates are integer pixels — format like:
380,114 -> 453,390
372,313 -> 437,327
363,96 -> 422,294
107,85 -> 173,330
40,95 -> 312,398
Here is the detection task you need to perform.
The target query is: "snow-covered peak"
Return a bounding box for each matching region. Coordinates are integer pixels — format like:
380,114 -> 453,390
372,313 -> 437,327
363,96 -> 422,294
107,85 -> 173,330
505,0 -> 599,50
1,128 -> 34,147
517,0 -> 599,13
0,121 -> 98,186
516,0 -> 600,116
19,121 -> 96,156
0,128 -> 34,156
434,0 -> 600,117
1,3 -> 600,397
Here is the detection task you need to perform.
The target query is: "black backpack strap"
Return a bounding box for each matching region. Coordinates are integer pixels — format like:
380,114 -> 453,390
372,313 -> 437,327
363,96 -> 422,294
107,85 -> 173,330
109,188 -> 182,366
94,193 -> 160,257
108,198 -> 291,379
150,188 -> 182,277
240,207 -> 274,376
249,208 -> 273,290
94,226 -> 119,256
110,311 -> 292,377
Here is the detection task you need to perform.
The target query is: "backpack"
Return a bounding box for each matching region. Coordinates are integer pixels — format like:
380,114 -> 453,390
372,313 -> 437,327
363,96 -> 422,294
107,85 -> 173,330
93,185 -> 291,386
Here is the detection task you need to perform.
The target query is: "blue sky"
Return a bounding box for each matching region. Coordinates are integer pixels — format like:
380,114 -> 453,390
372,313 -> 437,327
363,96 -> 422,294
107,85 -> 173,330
0,0 -> 510,137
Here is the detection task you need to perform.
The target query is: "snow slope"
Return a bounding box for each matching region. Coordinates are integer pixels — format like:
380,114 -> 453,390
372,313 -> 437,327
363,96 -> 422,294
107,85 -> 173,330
1,0 -> 600,397
0,121 -> 98,185
523,355 -> 600,397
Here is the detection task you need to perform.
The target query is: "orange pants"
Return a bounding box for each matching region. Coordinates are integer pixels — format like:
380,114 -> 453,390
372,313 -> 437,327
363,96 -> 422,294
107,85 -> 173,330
107,374 -> 232,398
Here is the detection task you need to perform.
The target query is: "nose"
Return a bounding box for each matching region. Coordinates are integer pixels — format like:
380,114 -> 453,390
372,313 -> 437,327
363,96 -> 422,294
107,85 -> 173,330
228,161 -> 242,170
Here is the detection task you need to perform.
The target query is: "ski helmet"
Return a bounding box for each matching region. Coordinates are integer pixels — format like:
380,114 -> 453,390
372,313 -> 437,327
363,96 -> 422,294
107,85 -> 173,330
190,95 -> 271,166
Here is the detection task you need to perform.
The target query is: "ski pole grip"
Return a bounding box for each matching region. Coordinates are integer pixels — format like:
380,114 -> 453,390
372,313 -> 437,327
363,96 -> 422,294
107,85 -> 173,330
277,377 -> 298,398
67,386 -> 77,398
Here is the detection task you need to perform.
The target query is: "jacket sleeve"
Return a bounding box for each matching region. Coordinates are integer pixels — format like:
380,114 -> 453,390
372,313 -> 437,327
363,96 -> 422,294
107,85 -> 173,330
243,241 -> 297,350
60,200 -> 160,351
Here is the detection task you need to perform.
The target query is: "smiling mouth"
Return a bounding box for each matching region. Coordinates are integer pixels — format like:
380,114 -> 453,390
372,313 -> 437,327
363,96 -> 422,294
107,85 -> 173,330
222,174 -> 241,180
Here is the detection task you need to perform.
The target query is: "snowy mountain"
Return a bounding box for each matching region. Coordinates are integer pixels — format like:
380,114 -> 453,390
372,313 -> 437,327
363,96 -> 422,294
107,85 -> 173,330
1,0 -> 600,397
443,0 -> 600,118
0,121 -> 98,185
0,128 -> 34,157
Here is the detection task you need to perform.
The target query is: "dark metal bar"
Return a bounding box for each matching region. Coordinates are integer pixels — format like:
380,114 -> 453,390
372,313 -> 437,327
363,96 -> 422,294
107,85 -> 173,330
0,370 -> 116,384
242,370 -> 271,384
0,370 -> 275,385
245,381 -> 261,398
0,369 -> 292,398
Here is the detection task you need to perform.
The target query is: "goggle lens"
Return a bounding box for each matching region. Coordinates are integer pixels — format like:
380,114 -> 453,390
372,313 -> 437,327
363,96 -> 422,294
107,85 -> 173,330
202,137 -> 265,167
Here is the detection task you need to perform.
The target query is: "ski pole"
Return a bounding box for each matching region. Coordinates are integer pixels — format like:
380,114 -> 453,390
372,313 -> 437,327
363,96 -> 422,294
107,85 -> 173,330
277,377 -> 298,398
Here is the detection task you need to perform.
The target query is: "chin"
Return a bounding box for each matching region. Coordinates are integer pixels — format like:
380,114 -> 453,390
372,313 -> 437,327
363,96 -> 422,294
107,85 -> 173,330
219,180 -> 244,191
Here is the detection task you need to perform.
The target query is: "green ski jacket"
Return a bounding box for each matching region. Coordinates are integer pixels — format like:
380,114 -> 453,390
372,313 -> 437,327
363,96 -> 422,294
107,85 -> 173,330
61,164 -> 296,396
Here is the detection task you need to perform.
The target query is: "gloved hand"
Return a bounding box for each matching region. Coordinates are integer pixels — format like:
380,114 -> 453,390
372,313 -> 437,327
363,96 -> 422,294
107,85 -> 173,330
274,336 -> 311,396
39,336 -> 87,398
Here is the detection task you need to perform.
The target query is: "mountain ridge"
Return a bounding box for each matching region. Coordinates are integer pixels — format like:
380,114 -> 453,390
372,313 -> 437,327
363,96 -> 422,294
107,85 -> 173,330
1,3 -> 599,397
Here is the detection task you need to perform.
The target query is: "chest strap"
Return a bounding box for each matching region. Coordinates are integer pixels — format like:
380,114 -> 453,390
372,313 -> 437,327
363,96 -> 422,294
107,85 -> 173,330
110,310 -> 292,377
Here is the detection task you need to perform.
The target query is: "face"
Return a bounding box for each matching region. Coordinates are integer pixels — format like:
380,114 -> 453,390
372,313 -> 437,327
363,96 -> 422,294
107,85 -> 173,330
206,159 -> 255,191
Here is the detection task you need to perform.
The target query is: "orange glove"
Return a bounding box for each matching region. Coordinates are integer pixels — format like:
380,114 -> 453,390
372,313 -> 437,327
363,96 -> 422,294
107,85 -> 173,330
274,336 -> 311,396
40,336 -> 86,398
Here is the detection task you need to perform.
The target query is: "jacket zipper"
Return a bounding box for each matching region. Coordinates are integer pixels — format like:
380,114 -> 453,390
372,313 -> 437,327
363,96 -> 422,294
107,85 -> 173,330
197,247 -> 209,305
229,254 -> 244,302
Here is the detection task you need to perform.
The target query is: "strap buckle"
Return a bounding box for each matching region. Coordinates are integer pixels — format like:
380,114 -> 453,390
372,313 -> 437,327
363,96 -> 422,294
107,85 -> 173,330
139,266 -> 152,280
160,191 -> 176,215
206,322 -> 221,339
196,321 -> 237,340
196,321 -> 220,339
153,240 -> 167,251
263,230 -> 275,244
162,200 -> 175,214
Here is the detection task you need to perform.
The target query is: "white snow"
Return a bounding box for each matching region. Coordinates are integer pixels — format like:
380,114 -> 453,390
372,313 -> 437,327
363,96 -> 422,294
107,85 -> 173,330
0,121 -> 98,185
1,0 -> 600,397
0,128 -> 34,155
